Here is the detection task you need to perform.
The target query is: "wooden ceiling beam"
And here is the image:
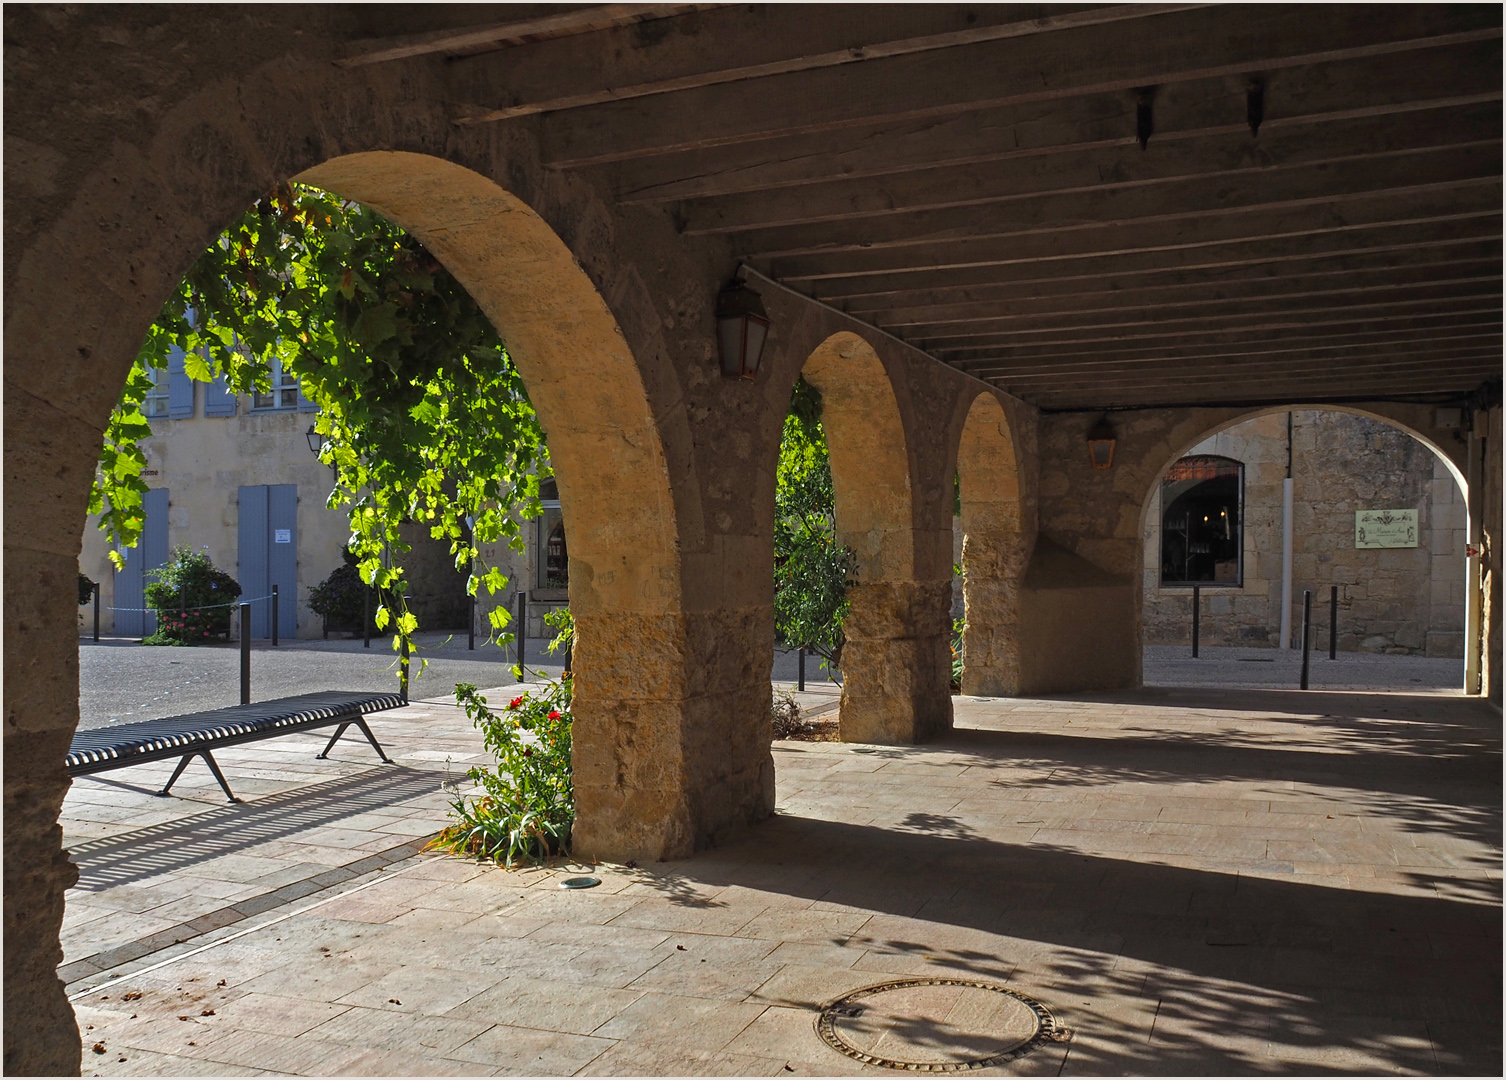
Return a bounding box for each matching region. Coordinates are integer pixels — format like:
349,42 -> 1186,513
541,5 -> 1500,166
741,148 -> 1501,263
1002,360 -> 1502,392
907,291 -> 1503,347
611,40 -> 1502,202
789,208 -> 1501,296
447,4 -> 1188,123
1014,372 -> 1498,408
864,258 -> 1503,327
684,104 -> 1499,236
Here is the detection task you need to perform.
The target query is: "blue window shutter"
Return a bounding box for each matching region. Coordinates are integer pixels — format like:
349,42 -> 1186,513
268,485 -> 299,640
238,486 -> 270,638
167,346 -> 194,419
204,370 -> 238,417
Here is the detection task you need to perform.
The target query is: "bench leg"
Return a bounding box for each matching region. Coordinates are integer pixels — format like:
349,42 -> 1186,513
316,723 -> 352,760
158,751 -> 240,803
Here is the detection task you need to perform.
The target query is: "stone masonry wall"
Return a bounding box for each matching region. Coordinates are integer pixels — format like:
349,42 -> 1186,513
1143,410 -> 1466,656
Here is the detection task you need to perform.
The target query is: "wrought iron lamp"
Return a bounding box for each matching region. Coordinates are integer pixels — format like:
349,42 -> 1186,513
715,280 -> 770,380
1086,414 -> 1117,469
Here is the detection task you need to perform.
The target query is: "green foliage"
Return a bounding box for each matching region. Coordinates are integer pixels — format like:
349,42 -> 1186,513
78,573 -> 97,607
543,605 -> 574,658
93,183 -> 548,679
307,546 -> 379,632
951,616 -> 966,692
432,679 -> 574,865
773,378 -> 856,670
141,547 -> 242,645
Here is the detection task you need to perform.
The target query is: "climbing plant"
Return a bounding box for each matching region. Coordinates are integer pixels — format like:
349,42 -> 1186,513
773,377 -> 856,669
91,182 -> 548,667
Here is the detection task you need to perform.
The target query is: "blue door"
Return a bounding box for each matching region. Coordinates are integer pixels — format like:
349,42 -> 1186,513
238,484 -> 297,639
113,488 -> 169,637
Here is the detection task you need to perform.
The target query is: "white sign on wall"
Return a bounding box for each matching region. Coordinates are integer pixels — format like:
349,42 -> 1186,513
1355,509 -> 1417,549
274,528 -> 292,544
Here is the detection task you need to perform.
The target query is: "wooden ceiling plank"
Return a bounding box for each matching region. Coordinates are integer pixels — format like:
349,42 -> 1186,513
907,291 -> 1504,346
448,4 -> 1196,123
847,243 -> 1505,316
685,104 -> 1500,235
542,6 -> 1500,166
336,4 -> 707,66
1015,375 -> 1498,408
741,149 -> 1502,262
611,40 -> 1502,202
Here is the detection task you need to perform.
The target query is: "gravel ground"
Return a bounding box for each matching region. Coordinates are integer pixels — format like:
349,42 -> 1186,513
77,636 -> 1455,731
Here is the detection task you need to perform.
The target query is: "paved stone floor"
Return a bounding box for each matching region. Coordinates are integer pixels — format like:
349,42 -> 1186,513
62,683 -> 1500,1076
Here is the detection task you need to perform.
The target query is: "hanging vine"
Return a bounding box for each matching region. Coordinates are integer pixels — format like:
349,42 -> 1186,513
91,182 -> 547,674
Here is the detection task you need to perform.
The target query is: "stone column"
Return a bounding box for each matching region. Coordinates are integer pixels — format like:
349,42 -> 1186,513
840,580 -> 954,743
960,511 -> 1027,697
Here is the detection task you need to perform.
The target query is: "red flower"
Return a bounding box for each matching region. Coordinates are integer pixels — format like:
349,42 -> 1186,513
547,710 -> 561,720
508,697 -> 524,710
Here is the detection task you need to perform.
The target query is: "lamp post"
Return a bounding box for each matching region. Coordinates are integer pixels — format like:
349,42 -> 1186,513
715,280 -> 770,380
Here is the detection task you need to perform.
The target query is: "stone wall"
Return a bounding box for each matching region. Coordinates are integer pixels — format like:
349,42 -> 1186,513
1142,411 -> 1467,656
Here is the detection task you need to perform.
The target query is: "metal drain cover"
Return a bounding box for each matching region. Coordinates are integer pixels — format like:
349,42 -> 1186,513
816,978 -> 1068,1071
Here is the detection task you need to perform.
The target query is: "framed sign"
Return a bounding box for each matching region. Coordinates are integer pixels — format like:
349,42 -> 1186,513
1355,509 -> 1417,549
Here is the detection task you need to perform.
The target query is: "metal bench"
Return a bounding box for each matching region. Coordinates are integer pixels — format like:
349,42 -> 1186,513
67,691 -> 406,803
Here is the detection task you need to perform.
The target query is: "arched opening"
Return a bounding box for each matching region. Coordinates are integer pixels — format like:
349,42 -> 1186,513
1138,406 -> 1473,691
954,392 -> 1026,696
798,331 -> 951,743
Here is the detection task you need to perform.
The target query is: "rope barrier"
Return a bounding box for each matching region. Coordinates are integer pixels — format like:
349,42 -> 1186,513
100,593 -> 276,613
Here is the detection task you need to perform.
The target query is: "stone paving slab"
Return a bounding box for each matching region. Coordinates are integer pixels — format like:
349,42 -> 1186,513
64,682 -> 1500,1076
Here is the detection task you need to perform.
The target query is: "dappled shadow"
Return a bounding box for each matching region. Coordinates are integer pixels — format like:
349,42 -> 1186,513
674,816 -> 1502,1074
67,767 -> 445,891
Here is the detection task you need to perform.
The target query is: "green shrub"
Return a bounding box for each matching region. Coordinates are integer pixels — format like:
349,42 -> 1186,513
431,676 -> 574,866
951,617 -> 965,693
142,547 -> 241,645
308,547 -> 379,632
78,573 -> 97,606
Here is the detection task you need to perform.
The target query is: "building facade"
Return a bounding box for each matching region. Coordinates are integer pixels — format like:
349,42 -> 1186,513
1141,410 -> 1468,656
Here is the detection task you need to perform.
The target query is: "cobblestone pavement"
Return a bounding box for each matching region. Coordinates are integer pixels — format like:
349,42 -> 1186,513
78,639 -> 837,732
62,683 -> 1499,1076
1144,645 -> 1464,691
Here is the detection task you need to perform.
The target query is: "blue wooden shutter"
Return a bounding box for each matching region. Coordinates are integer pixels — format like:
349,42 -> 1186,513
167,347 -> 194,419
268,485 -> 299,640
238,485 -> 270,638
116,489 -> 170,637
203,346 -> 238,417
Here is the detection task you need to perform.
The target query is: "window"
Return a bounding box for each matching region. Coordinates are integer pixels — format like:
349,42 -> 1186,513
142,364 -> 171,418
536,479 -> 568,590
252,356 -> 299,410
1160,455 -> 1242,585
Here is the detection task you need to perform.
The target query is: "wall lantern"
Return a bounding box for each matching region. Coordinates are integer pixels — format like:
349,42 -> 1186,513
715,280 -> 770,380
305,423 -> 324,456
1086,414 -> 1117,469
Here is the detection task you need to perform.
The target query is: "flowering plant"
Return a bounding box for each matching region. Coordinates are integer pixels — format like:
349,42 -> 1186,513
431,675 -> 573,865
141,547 -> 241,645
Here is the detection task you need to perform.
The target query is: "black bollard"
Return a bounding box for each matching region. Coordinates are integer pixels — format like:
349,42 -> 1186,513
1329,585 -> 1338,660
516,593 -> 527,681
93,583 -> 101,642
798,646 -> 806,692
400,633 -> 410,704
239,603 -> 252,705
468,593 -> 476,651
271,584 -> 279,647
1300,589 -> 1313,690
1192,584 -> 1201,658
363,587 -> 371,649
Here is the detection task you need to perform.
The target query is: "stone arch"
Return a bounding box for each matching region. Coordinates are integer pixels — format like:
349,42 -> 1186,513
1137,404 -> 1475,682
954,392 -> 1027,695
799,331 -> 951,743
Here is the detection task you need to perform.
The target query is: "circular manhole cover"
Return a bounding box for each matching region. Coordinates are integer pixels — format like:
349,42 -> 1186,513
816,978 -> 1068,1071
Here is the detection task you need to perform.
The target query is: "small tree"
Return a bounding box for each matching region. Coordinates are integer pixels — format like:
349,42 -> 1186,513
142,547 -> 241,645
773,378 -> 855,671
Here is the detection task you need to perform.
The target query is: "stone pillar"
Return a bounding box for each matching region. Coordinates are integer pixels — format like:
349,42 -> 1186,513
840,581 -> 954,743
960,520 -> 1026,697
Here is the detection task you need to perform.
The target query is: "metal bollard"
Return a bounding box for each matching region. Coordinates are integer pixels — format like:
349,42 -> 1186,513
400,633 -> 410,704
1329,585 -> 1338,660
516,593 -> 527,681
93,583 -> 101,642
1191,584 -> 1201,658
363,587 -> 371,649
798,646 -> 806,692
468,593 -> 476,651
240,603 -> 252,705
1300,589 -> 1313,690
271,584 -> 279,647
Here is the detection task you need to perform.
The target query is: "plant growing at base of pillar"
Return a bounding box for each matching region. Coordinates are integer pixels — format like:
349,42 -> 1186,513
774,377 -> 856,671
433,679 -> 574,865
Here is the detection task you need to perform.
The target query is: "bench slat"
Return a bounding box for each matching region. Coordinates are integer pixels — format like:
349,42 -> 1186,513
67,692 -> 405,774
